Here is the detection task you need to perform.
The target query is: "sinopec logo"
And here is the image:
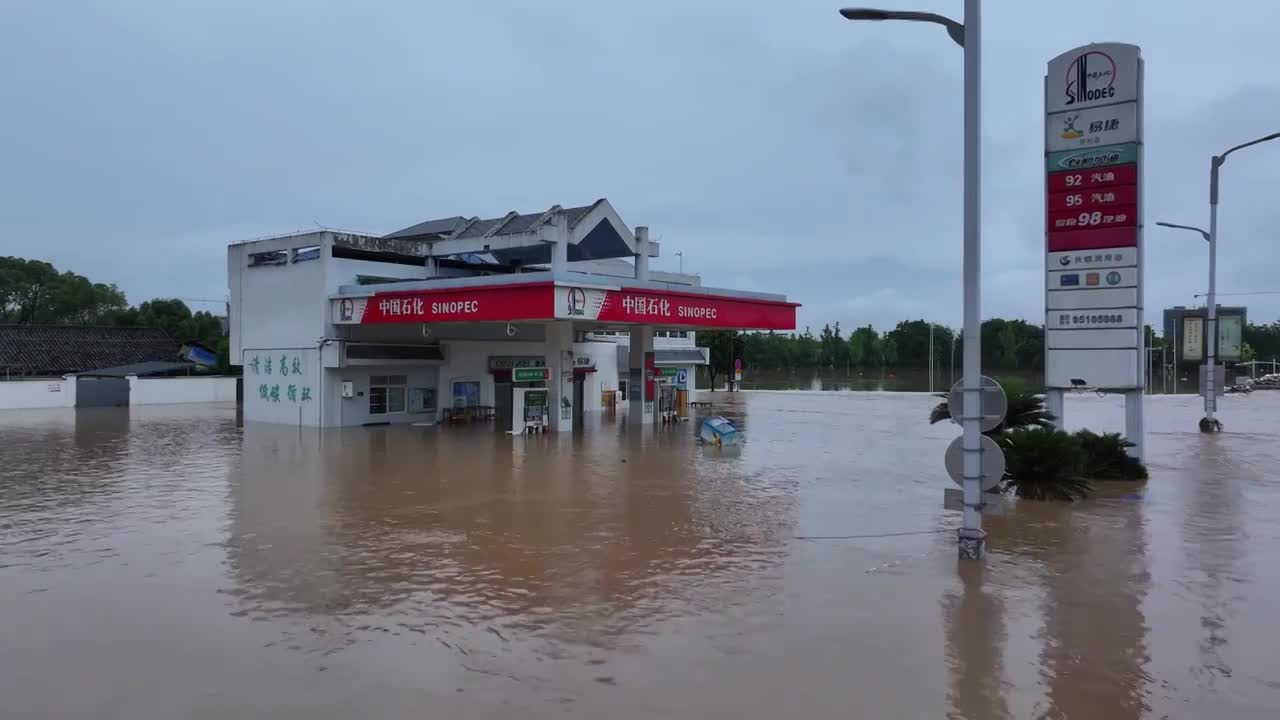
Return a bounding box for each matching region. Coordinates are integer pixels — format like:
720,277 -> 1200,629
566,287 -> 587,316
1065,51 -> 1117,106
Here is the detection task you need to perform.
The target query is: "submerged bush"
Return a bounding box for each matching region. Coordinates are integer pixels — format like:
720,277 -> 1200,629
998,428 -> 1092,502
926,384 -> 1148,502
1074,430 -> 1149,481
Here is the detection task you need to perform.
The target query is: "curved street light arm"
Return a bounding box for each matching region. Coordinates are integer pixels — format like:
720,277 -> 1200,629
1218,131 -> 1280,164
1211,131 -> 1280,205
839,7 -> 964,47
1155,221 -> 1210,242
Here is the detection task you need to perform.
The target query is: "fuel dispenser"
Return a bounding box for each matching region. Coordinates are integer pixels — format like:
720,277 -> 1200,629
654,367 -> 679,424
658,383 -> 677,424
511,367 -> 550,434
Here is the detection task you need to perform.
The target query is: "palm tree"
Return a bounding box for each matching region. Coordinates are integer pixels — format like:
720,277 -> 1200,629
928,389 -> 1057,435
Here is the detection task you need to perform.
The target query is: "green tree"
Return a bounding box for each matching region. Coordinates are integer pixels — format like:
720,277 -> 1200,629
880,336 -> 898,368
848,325 -> 878,369
996,323 -> 1024,369
0,257 -> 127,324
884,319 -> 955,368
818,323 -> 848,368
1244,321 -> 1280,363
794,327 -> 819,368
701,330 -> 736,391
136,298 -> 193,335
979,318 -> 1043,370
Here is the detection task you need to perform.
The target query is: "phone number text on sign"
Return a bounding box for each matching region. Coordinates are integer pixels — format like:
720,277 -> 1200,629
1061,313 -> 1124,325
1048,308 -> 1137,329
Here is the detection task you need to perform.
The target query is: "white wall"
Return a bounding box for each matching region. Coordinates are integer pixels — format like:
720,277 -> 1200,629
574,340 -> 619,412
229,232 -> 329,366
330,365 -> 440,426
243,348 -> 323,426
128,376 -> 237,405
0,378 -> 75,409
436,339 -> 550,412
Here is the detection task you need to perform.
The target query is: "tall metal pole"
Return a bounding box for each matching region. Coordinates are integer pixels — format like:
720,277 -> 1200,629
957,0 -> 984,560
929,323 -> 935,393
951,334 -> 957,385
1204,158 -> 1221,430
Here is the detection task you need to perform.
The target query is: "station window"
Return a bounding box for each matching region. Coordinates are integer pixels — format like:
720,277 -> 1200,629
452,381 -> 481,408
248,249 -> 288,267
369,374 -> 407,415
292,245 -> 321,262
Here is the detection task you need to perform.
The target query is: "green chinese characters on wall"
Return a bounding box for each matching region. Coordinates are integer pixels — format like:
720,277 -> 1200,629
249,352 -> 313,404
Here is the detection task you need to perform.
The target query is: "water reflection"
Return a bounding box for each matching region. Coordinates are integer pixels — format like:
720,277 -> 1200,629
982,487 -> 1151,718
223,418 -> 796,655
1178,437 -> 1247,690
942,563 -> 1010,720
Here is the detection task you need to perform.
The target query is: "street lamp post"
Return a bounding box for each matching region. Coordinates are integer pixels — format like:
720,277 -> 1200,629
841,1 -> 985,559
1159,129 -> 1280,432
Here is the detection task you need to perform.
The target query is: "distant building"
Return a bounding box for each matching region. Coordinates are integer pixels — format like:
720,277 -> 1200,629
0,325 -> 180,378
1161,305 -> 1247,364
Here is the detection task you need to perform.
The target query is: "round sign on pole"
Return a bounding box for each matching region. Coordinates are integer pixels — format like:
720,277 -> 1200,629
945,435 -> 1005,492
948,375 -> 1008,433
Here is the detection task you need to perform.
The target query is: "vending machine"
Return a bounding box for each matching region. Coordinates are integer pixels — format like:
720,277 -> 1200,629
512,387 -> 549,434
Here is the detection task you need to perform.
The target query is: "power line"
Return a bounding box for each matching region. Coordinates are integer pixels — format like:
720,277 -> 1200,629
1192,291 -> 1280,298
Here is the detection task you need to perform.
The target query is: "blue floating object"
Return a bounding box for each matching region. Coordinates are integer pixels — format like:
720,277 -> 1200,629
699,416 -> 743,446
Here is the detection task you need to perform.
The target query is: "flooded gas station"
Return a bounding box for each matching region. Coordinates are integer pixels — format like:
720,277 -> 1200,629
2,391 -> 1279,719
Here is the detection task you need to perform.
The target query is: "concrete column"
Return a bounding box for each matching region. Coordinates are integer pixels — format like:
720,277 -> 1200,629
628,325 -> 654,426
1124,390 -> 1144,460
634,226 -> 649,282
546,321 -> 574,432
551,219 -> 569,275
1045,389 -> 1065,430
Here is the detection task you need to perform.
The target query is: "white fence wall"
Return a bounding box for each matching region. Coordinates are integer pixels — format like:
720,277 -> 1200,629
128,376 -> 237,405
0,378 -> 76,409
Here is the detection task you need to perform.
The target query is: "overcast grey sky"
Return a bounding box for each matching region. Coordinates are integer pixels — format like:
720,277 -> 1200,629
3,1 -> 1278,333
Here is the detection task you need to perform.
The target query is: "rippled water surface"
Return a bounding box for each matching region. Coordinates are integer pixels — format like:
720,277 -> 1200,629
2,393 -> 1278,718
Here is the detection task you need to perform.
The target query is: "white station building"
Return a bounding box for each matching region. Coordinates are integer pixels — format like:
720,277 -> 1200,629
227,199 -> 797,431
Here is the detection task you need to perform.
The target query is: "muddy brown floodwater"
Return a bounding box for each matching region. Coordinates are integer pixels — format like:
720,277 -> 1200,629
2,392 -> 1279,719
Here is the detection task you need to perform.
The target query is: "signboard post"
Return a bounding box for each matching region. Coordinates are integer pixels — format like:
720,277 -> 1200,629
943,377 -> 1008,515
1043,43 -> 1145,459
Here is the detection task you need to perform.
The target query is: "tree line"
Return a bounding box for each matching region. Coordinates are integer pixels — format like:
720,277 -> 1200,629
1,256 -> 231,371
701,317 -> 1280,382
